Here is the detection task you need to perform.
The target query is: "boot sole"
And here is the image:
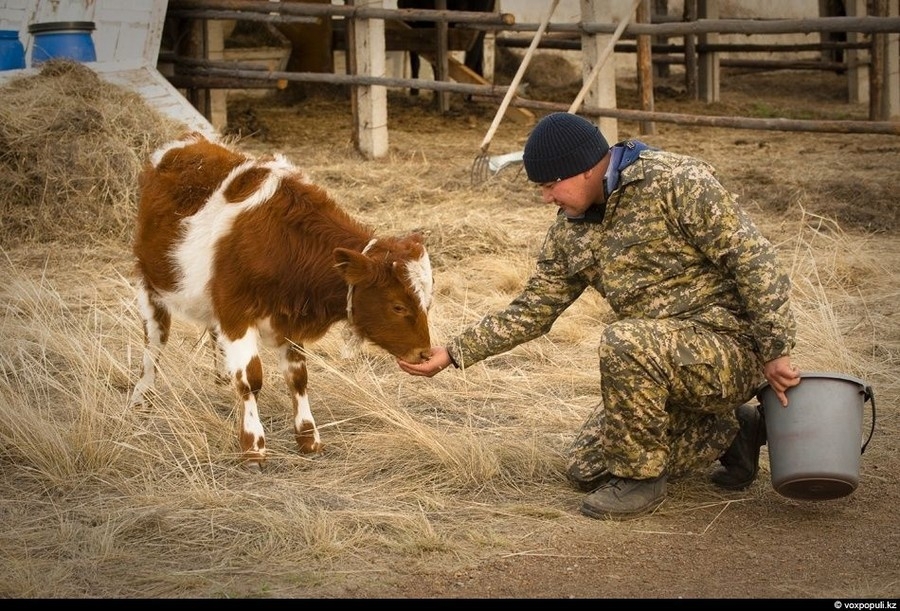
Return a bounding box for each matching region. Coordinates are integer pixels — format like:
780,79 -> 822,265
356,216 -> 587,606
580,496 -> 665,520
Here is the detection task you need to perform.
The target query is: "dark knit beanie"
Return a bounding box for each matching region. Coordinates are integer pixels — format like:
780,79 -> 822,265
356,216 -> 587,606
523,112 -> 610,183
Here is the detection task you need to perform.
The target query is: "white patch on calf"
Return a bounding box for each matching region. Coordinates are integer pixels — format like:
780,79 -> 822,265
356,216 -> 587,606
247,162 -> 287,208
221,321 -> 260,376
164,159 -> 282,325
405,250 -> 434,312
262,153 -> 297,175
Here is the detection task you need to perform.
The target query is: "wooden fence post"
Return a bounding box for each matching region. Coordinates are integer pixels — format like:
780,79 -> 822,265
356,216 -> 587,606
683,0 -> 698,99
697,0 -> 719,103
636,0 -> 656,135
883,0 -> 899,119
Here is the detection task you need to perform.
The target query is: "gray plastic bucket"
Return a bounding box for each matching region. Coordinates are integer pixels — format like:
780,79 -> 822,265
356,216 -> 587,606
757,371 -> 875,501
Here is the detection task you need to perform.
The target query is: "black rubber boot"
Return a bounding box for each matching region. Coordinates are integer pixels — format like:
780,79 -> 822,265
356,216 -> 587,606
710,403 -> 767,490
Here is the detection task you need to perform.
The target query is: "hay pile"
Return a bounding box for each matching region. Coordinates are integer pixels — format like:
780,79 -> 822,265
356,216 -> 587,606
0,60 -> 186,247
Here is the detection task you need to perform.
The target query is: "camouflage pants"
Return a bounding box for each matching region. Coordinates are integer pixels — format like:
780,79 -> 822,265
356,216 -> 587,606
566,318 -> 763,489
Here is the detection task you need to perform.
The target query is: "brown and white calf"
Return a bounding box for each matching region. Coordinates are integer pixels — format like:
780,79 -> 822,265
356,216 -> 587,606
130,133 -> 433,468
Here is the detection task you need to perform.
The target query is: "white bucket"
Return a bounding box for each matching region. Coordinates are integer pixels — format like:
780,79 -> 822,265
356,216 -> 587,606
757,372 -> 875,501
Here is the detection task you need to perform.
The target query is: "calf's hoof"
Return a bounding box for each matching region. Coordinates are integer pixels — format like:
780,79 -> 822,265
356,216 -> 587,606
243,459 -> 264,472
295,434 -> 323,454
295,421 -> 323,454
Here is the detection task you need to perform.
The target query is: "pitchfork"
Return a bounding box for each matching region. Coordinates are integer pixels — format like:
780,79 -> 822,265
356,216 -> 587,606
470,0 -> 559,186
470,150 -> 525,183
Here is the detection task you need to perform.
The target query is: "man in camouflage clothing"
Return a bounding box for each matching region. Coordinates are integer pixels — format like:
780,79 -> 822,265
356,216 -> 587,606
398,112 -> 801,519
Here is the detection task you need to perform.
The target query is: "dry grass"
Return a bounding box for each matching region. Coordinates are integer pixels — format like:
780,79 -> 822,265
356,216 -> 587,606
0,61 -> 898,598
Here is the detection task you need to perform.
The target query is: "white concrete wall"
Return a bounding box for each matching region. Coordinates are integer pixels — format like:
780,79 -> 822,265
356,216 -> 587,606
0,0 -> 37,40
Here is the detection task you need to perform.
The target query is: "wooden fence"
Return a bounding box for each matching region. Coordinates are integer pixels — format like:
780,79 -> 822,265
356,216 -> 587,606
164,0 -> 900,155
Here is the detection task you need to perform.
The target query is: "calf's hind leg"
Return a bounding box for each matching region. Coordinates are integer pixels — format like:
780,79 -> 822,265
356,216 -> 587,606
207,328 -> 230,385
280,341 -> 323,454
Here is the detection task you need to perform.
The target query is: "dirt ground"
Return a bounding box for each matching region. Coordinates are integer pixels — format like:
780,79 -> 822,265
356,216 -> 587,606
217,66 -> 900,599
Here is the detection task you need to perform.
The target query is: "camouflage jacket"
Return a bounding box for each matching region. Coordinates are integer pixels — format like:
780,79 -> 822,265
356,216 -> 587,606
447,148 -> 796,368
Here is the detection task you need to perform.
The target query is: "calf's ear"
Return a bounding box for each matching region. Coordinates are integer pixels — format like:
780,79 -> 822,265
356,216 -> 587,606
333,247 -> 373,284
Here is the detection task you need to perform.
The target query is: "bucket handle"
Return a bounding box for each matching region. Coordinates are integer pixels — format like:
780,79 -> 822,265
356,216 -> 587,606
861,385 -> 875,455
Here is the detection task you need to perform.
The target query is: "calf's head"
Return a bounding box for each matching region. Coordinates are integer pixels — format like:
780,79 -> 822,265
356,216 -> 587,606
335,233 -> 433,363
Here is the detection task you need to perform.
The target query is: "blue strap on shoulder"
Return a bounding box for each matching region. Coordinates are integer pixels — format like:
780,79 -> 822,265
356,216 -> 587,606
605,140 -> 654,195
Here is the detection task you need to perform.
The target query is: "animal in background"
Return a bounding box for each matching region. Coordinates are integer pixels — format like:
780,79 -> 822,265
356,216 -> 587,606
398,0 -> 496,94
130,133 -> 434,469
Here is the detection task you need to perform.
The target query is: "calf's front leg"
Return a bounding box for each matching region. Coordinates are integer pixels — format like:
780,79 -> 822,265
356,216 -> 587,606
280,341 -> 323,454
219,327 -> 267,469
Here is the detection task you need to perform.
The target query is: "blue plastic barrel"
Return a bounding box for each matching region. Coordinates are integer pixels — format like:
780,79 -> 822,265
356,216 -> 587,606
0,29 -> 26,70
28,21 -> 96,65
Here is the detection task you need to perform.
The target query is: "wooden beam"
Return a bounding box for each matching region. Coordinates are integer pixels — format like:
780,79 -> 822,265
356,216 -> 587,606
168,1 -> 516,26
503,16 -> 900,36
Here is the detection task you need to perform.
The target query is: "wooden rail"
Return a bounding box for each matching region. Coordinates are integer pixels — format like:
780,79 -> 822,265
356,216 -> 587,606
167,0 -> 515,26
177,61 -> 900,136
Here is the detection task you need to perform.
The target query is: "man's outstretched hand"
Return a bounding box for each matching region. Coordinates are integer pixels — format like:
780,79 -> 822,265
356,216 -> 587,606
397,346 -> 452,377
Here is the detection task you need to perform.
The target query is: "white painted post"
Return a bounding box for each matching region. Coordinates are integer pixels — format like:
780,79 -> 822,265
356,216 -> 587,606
353,0 -> 389,159
580,0 -> 631,143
